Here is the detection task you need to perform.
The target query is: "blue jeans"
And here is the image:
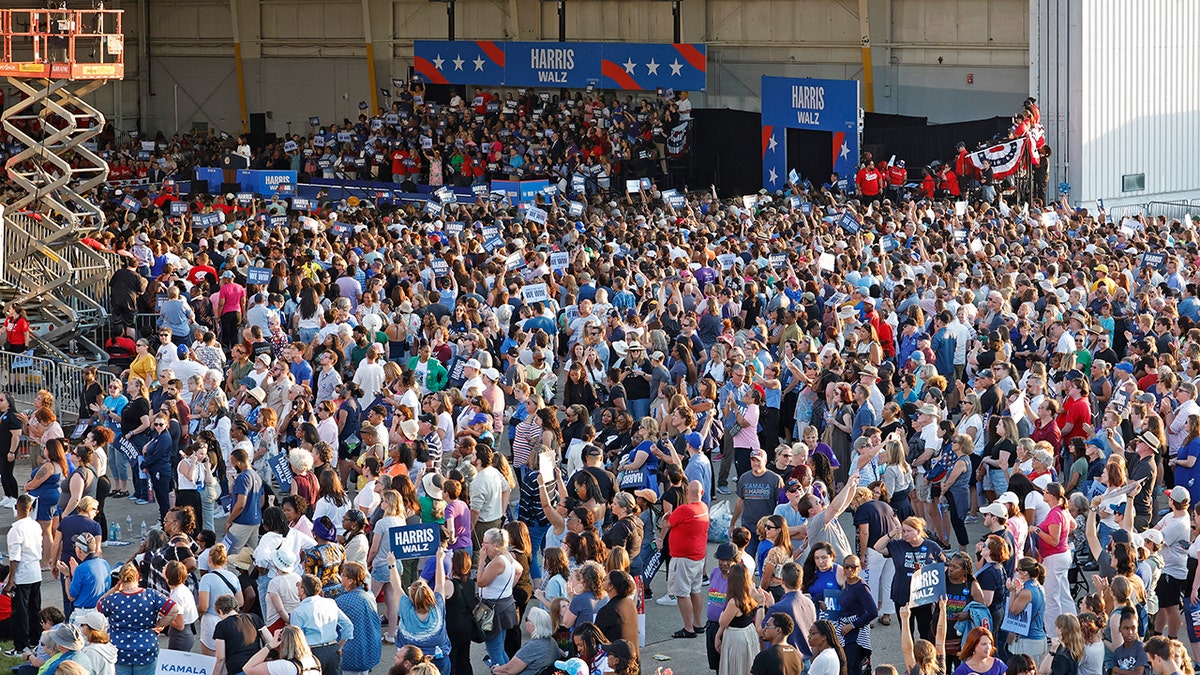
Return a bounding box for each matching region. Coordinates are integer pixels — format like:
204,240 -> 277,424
298,327 -> 319,345
628,398 -> 651,424
527,520 -> 550,581
109,445 -> 130,482
485,631 -> 509,667
431,654 -> 451,675
258,576 -> 271,618
116,663 -> 157,675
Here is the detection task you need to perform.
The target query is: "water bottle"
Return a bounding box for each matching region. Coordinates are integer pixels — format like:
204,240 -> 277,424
126,515 -> 133,534
108,522 -> 116,540
114,522 -> 121,540
140,520 -> 147,539
434,647 -> 444,660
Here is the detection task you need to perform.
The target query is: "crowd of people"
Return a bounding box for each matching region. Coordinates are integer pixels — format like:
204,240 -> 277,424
3,89 -> 1200,675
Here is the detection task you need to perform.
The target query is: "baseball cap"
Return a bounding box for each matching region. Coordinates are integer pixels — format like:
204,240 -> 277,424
1111,529 -> 1131,544
465,358 -> 482,370
1169,486 -> 1191,503
715,542 -> 738,561
979,502 -> 1008,519
750,448 -> 766,461
1142,529 -> 1164,546
584,445 -> 603,457
1114,362 -> 1134,374
685,432 -> 703,449
997,492 -> 1020,506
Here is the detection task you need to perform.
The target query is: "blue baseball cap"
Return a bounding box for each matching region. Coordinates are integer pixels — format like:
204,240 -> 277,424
685,432 -> 703,449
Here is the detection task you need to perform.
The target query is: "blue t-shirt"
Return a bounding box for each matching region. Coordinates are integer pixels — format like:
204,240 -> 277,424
232,469 -> 263,526
290,359 -> 314,387
68,556 -> 111,609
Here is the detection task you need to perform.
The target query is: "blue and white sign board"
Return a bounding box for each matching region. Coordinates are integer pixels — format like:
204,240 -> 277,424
413,41 -> 707,91
291,197 -> 312,211
236,170 -> 296,196
522,283 -> 550,304
389,523 -> 440,560
155,649 -> 217,675
550,252 -> 570,271
121,195 -> 140,211
192,212 -> 220,229
760,76 -> 860,192
1001,596 -> 1032,636
446,221 -> 464,237
431,258 -> 449,276
839,211 -> 861,235
568,201 -> 584,217
170,201 -> 188,216
909,562 -> 945,607
268,453 -> 293,493
246,266 -> 272,286
526,206 -> 548,225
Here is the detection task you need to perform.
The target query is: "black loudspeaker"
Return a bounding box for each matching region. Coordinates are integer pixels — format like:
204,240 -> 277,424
249,113 -> 267,149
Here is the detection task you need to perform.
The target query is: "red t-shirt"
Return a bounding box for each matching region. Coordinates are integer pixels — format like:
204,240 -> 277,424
4,316 -> 29,346
667,501 -> 710,561
1056,395 -> 1092,445
1036,506 -> 1071,558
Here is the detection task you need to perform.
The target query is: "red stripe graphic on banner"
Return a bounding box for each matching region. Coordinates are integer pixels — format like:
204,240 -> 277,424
412,57 -> 448,84
601,60 -> 641,90
763,126 -> 774,159
475,41 -> 506,68
673,44 -> 706,72
832,131 -> 845,167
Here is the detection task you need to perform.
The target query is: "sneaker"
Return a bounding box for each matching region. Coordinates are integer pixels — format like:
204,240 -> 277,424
655,595 -> 678,606
3,649 -> 22,657
127,494 -> 139,500
715,485 -> 732,495
135,499 -> 151,505
964,514 -> 979,524
0,497 -> 14,508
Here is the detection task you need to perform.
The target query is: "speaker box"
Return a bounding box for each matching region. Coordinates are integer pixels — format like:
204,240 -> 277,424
249,113 -> 267,149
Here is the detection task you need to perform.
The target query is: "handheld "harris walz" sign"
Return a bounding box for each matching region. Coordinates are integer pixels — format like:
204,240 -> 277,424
389,523 -> 440,559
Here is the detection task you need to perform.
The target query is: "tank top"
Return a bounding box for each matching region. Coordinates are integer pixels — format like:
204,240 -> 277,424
1023,580 -> 1047,640
57,465 -> 97,513
177,457 -> 201,491
479,555 -> 516,600
764,385 -> 782,409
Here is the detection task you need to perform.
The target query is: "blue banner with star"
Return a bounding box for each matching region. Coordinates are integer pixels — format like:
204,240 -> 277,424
413,41 -> 706,91
760,76 -> 859,192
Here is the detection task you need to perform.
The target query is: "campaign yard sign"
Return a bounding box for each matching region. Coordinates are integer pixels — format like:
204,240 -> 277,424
155,649 -> 217,675
246,267 -> 272,286
268,453 -> 293,493
1002,596 -> 1033,636
389,523 -> 440,560
909,562 -> 945,607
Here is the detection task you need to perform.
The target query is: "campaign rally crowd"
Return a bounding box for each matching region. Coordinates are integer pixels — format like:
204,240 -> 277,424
4,92 -> 1200,675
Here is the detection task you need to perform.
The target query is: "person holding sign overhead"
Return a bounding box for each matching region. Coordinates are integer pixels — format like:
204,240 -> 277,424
387,546 -> 452,675
899,600 -> 949,675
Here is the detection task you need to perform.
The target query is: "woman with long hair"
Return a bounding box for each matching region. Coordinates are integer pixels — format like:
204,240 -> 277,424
242,625 -> 319,675
84,426 -> 115,539
503,520 -> 535,658
900,600 -> 947,675
715,562 -> 765,675
874,516 -> 949,643
443,549 -> 478,675
882,438 -> 914,520
807,619 -> 848,675
387,547 -> 452,675
1041,614 -> 1085,675
367,490 -> 406,643
312,470 -> 350,525
759,514 -> 792,602
25,438 -> 68,569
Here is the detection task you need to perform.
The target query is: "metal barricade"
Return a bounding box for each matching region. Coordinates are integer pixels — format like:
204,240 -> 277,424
1145,201 -> 1200,221
0,349 -> 117,423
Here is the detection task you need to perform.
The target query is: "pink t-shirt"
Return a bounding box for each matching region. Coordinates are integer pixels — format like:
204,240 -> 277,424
1037,505 -> 1071,557
218,283 -> 246,315
733,404 -> 761,449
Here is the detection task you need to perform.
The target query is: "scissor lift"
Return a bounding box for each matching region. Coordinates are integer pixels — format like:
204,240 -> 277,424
0,8 -> 124,361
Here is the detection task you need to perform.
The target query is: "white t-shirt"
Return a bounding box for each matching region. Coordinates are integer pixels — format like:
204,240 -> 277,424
266,656 -> 320,675
170,585 -> 199,624
470,466 -> 508,522
354,480 -> 380,513
809,648 -> 841,675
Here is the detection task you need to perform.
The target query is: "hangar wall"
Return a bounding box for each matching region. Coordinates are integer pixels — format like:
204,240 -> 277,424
71,0 -> 1029,142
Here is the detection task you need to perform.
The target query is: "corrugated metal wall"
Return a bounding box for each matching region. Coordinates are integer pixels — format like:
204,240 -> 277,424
1034,0 -> 1200,206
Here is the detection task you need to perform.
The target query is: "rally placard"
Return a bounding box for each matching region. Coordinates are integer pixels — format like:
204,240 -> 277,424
550,252 -> 570,271
121,195 -> 140,212
801,201 -> 814,215
526,206 -> 548,225
1001,596 -> 1032,636
283,140 -> 298,153
472,184 -> 490,197
431,258 -> 449,276
308,116 -> 320,126
424,200 -> 442,216
716,253 -> 737,270
839,211 -> 861,235
1142,251 -> 1167,270
268,453 -> 293,493
788,169 -> 801,184
625,179 -> 642,194
116,436 -> 140,465
909,562 -> 945,607
572,175 -> 587,194
192,212 -> 220,229
170,201 -> 188,216
770,253 -> 788,269
155,649 -> 217,675
269,215 -> 288,229
246,266 -> 272,286
506,252 -> 526,271
436,187 -> 456,204
482,236 -> 504,253
446,221 -> 464,237
522,283 -> 550,304
568,201 -> 584,217
291,197 -> 312,211
389,522 -> 440,559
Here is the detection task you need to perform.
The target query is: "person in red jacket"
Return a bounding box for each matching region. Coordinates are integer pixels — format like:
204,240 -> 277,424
856,161 -> 882,198
937,164 -> 961,198
920,168 -> 936,199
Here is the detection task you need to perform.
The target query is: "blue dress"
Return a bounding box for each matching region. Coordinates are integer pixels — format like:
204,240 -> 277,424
98,588 -> 173,665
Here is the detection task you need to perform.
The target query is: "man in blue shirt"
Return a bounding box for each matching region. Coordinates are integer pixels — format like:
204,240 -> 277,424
765,562 -> 816,658
291,575 -> 353,675
63,532 -> 111,615
930,311 -> 957,378
682,432 -> 713,505
226,449 -> 263,552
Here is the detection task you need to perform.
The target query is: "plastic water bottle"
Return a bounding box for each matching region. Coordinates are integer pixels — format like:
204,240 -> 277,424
126,515 -> 133,534
114,522 -> 121,540
140,520 -> 147,539
434,647 -> 444,660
